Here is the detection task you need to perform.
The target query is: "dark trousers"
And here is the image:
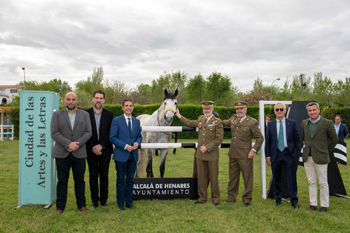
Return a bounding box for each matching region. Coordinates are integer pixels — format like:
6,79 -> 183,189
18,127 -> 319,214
115,154 -> 137,206
87,154 -> 112,204
271,149 -> 298,204
56,153 -> 86,210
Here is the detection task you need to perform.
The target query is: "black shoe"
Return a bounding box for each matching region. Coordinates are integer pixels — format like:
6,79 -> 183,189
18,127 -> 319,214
273,201 -> 281,206
213,203 -> 219,206
318,207 -> 327,213
125,205 -> 135,209
244,203 -> 250,207
292,204 -> 298,209
195,201 -> 203,204
118,205 -> 124,211
92,202 -> 98,209
101,202 -> 108,208
309,205 -> 317,211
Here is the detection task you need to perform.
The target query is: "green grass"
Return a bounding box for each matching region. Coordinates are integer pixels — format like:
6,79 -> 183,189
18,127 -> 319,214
0,139 -> 350,232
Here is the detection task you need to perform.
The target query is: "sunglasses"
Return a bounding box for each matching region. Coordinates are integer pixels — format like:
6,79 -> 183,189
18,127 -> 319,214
275,108 -> 284,112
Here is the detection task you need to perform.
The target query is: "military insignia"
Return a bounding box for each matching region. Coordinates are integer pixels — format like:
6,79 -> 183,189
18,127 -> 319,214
237,102 -> 241,106
214,120 -> 218,125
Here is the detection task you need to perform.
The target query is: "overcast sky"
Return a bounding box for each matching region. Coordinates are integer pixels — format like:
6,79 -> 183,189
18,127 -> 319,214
1,0 -> 349,92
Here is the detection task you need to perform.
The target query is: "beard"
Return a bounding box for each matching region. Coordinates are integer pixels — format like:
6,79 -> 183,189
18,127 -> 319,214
94,103 -> 102,109
66,105 -> 76,110
236,112 -> 245,118
204,112 -> 212,117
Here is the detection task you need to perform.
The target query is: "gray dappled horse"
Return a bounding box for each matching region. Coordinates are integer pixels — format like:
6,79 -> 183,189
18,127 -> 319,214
137,89 -> 178,177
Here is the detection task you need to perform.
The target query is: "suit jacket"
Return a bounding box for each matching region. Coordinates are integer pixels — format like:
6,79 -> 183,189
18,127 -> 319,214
222,114 -> 264,160
265,118 -> 300,163
109,115 -> 142,162
86,107 -> 114,157
51,108 -> 92,158
301,117 -> 338,164
336,123 -> 348,141
180,115 -> 223,161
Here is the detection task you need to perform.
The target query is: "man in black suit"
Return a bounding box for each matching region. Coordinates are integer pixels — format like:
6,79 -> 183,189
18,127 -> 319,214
86,91 -> 114,208
265,103 -> 300,209
334,115 -> 348,142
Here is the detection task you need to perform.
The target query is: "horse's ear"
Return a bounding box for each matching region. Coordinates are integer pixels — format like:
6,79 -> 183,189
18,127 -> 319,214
174,88 -> 178,97
164,89 -> 168,96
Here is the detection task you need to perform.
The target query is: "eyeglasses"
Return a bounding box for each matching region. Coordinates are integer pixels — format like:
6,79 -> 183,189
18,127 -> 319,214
275,108 -> 284,112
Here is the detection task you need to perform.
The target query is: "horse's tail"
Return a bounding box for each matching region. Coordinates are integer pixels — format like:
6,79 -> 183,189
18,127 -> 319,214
137,148 -> 147,176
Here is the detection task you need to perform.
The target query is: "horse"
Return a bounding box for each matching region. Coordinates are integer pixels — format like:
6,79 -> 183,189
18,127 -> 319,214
137,88 -> 178,177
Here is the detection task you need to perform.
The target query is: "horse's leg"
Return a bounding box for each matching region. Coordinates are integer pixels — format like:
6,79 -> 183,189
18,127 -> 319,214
159,149 -> 169,178
146,149 -> 154,178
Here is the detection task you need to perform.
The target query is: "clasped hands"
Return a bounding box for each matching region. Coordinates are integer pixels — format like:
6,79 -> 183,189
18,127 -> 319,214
126,142 -> 139,152
67,142 -> 80,152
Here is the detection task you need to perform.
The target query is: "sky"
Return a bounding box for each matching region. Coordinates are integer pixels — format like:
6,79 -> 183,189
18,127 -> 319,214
1,0 -> 349,92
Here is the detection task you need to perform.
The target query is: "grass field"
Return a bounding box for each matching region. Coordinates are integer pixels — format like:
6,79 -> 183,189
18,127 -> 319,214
0,139 -> 350,232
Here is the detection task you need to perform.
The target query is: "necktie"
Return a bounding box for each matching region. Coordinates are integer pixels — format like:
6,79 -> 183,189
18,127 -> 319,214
128,118 -> 132,135
278,121 -> 284,152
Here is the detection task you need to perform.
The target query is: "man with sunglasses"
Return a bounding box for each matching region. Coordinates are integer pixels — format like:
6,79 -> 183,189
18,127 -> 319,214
222,101 -> 264,206
265,103 -> 300,209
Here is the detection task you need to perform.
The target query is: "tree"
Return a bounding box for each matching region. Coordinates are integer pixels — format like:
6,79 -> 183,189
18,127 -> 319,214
148,70 -> 188,103
238,90 -> 270,106
205,72 -> 238,106
75,67 -> 104,98
312,73 -> 334,107
186,74 -> 206,104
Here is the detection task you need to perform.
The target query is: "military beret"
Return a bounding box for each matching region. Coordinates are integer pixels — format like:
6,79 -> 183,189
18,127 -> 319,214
201,101 -> 214,108
234,101 -> 248,108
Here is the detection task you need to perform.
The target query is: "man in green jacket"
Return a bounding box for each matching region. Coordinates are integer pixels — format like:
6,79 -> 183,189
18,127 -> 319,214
302,102 -> 338,213
175,101 -> 223,206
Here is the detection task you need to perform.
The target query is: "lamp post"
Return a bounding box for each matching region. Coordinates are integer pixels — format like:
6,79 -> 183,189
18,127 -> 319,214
270,78 -> 280,100
22,67 -> 25,90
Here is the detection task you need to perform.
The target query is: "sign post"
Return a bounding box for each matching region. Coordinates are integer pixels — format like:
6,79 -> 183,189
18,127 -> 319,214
18,91 -> 59,208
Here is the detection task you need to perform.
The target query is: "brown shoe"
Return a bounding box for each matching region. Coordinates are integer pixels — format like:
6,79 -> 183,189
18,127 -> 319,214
318,207 -> 327,213
55,210 -> 64,215
78,207 -> 89,212
309,205 -> 317,211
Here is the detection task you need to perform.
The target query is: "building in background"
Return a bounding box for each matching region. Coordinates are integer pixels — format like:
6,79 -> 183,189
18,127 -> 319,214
0,85 -> 24,105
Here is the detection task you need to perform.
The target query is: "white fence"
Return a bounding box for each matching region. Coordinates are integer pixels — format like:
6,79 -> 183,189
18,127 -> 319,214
0,124 -> 14,141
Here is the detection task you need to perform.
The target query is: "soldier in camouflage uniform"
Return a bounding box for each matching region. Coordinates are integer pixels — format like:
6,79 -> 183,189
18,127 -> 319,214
175,101 -> 224,206
222,101 -> 264,206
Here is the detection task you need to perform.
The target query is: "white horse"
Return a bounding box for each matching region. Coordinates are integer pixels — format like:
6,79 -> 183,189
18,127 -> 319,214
137,88 -> 178,177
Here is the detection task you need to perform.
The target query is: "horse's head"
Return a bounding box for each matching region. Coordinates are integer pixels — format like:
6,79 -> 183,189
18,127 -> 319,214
161,88 -> 178,125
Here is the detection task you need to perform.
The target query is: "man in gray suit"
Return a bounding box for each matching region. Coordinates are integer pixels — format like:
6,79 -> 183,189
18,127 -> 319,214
51,92 -> 92,215
302,102 -> 338,213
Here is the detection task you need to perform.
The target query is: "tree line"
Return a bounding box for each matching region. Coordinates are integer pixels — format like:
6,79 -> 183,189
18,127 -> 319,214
10,67 -> 350,108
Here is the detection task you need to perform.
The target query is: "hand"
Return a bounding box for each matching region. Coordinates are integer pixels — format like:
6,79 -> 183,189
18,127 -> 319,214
126,145 -> 134,152
266,157 -> 271,166
248,150 -> 254,159
68,142 -> 79,151
200,146 -> 207,153
92,144 -> 103,155
133,142 -> 139,150
175,109 -> 182,118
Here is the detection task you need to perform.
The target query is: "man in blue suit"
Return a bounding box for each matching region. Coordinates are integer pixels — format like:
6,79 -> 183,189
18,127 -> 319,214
110,99 -> 142,211
334,115 -> 348,142
265,102 -> 300,209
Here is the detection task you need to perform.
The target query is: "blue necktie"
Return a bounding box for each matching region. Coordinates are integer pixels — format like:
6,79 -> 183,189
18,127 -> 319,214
278,121 -> 284,152
128,118 -> 132,135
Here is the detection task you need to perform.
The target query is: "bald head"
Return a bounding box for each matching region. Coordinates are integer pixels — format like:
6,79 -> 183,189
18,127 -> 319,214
65,92 -> 78,111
